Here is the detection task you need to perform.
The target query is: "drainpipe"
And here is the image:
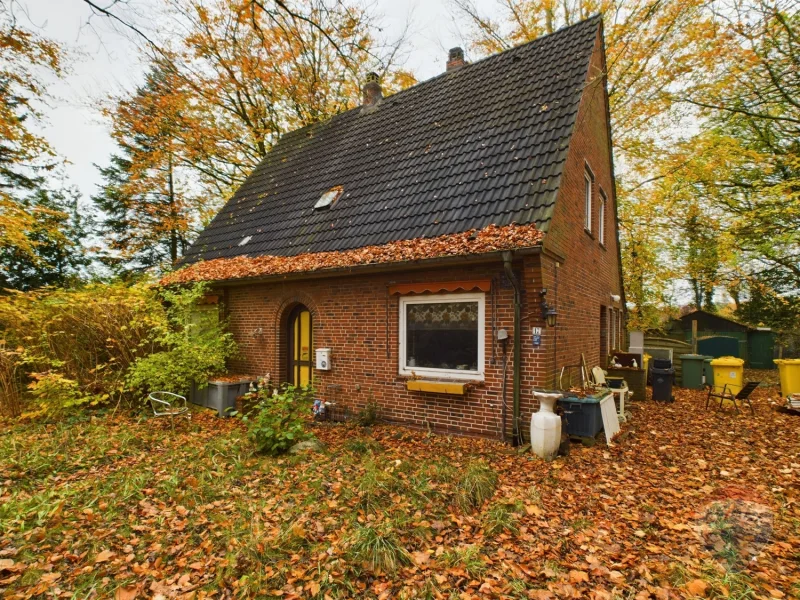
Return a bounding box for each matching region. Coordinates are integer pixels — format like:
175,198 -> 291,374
502,251 -> 522,446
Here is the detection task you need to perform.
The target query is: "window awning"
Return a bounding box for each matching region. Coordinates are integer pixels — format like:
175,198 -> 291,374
388,279 -> 491,295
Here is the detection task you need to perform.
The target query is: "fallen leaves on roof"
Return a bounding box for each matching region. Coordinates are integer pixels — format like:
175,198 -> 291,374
161,223 -> 544,285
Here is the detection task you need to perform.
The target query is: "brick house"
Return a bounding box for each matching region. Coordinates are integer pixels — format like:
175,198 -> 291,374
169,15 -> 625,442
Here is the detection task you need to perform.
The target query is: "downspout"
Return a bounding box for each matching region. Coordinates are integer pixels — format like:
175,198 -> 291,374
502,251 -> 522,446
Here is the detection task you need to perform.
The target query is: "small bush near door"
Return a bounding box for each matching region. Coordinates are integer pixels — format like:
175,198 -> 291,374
243,384 -> 315,455
357,398 -> 380,426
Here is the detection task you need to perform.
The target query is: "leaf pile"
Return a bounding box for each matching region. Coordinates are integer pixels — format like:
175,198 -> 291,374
160,223 -> 544,285
1,385 -> 798,598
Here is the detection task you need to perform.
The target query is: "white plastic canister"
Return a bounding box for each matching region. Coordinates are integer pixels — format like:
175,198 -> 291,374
531,391 -> 562,460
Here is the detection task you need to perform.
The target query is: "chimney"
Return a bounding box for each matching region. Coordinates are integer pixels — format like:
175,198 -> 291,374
446,47 -> 466,71
362,72 -> 383,107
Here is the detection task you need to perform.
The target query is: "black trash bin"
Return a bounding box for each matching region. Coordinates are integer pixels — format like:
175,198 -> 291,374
651,366 -> 675,402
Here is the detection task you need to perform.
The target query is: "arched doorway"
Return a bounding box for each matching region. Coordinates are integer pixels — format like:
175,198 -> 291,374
287,304 -> 312,387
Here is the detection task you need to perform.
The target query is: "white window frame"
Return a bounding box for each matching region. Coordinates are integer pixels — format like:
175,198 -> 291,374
584,169 -> 593,232
598,189 -> 606,245
399,292 -> 485,380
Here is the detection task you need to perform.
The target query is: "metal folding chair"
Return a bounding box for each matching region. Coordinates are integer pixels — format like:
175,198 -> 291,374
148,391 -> 190,426
705,381 -> 760,415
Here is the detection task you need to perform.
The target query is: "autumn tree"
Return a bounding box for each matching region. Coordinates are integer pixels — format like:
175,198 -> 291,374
690,2 -> 799,294
0,185 -> 90,290
161,0 -> 414,194
0,2 -> 65,259
93,61 -> 202,274
93,0 -> 413,273
454,0 -> 798,326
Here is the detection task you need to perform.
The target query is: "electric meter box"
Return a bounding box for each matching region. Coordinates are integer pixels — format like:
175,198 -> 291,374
316,348 -> 331,371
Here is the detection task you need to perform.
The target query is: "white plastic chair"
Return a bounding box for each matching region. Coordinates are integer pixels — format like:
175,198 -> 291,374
148,391 -> 190,424
591,367 -> 630,423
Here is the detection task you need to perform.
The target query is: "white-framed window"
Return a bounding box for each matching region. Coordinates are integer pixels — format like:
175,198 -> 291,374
584,169 -> 593,232
399,292 -> 485,380
598,189 -> 606,245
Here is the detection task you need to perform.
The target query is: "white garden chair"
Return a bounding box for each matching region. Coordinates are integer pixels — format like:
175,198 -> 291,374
591,366 -> 630,423
148,391 -> 190,426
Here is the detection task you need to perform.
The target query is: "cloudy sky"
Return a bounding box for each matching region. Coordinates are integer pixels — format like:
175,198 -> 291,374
27,0 -> 495,202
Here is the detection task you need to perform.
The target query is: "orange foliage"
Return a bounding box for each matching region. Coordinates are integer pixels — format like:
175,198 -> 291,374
161,223 -> 543,284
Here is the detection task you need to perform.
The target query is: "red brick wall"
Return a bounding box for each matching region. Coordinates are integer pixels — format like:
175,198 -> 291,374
219,258 -> 564,440
541,27 -> 624,380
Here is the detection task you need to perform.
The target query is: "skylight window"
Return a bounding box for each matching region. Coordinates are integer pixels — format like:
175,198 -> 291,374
314,185 -> 344,210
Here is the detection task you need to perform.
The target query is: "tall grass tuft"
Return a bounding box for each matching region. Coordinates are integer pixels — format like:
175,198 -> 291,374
455,461 -> 498,512
440,544 -> 487,578
483,501 -> 522,535
0,343 -> 23,417
348,524 -> 410,573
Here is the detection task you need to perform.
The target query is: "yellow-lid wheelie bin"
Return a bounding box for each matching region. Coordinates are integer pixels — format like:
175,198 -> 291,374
774,359 -> 800,398
710,356 -> 745,395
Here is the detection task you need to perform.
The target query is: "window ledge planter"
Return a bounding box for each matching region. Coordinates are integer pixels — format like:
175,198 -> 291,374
406,380 -> 467,395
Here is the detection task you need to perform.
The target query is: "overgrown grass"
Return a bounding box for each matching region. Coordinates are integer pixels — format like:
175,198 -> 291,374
357,459 -> 403,511
454,461 -> 497,512
2,399 -> 794,599
440,544 -> 487,578
483,501 -> 522,535
348,523 -> 410,573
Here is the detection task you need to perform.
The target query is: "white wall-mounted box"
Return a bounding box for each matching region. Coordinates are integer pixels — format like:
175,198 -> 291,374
316,348 -> 331,370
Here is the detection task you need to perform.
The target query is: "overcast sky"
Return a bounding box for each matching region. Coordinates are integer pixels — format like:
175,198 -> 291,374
26,0 -> 494,203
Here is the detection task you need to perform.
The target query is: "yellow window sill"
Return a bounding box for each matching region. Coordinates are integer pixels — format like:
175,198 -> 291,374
406,380 -> 466,395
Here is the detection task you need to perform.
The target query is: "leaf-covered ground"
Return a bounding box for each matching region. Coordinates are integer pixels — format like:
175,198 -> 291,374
1,386 -> 798,599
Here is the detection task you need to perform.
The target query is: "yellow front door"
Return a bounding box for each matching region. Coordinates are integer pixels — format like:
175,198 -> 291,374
288,306 -> 312,387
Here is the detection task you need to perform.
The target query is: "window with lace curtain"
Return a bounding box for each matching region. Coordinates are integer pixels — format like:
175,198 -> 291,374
399,293 -> 485,379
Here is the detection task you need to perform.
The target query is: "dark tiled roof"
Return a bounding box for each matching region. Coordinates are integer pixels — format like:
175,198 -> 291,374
183,15 -> 601,263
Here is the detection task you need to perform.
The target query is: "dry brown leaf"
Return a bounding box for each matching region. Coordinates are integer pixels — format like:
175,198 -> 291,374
686,579 -> 709,597
115,586 -> 138,600
568,569 -> 589,583
94,550 -> 114,563
412,551 -> 431,566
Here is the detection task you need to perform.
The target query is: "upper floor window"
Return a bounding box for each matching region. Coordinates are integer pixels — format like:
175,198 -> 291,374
584,169 -> 593,232
399,293 -> 485,380
598,189 -> 606,245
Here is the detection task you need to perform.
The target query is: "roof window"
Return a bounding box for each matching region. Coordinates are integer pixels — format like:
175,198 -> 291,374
314,186 -> 344,210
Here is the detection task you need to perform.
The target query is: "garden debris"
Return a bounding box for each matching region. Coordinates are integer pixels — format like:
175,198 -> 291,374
160,223 -> 543,285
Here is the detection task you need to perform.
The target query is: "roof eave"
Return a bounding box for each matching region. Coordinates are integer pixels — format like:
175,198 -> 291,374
200,245 -> 543,288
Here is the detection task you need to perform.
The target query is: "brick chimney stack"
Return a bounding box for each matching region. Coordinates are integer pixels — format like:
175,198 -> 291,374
446,47 -> 466,71
362,72 -> 383,107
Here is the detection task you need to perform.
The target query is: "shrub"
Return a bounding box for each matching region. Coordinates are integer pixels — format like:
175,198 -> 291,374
348,524 -> 410,573
243,384 -> 314,455
455,461 -> 498,512
0,344 -> 23,418
357,398 -> 379,426
126,283 -> 237,396
0,282 -> 164,415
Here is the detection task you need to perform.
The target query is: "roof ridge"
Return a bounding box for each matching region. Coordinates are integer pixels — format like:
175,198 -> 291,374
278,14 -> 602,143
379,13 -> 602,102
184,14 -> 603,263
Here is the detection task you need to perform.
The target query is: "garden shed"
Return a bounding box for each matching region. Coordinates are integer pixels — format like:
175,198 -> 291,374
661,310 -> 777,369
